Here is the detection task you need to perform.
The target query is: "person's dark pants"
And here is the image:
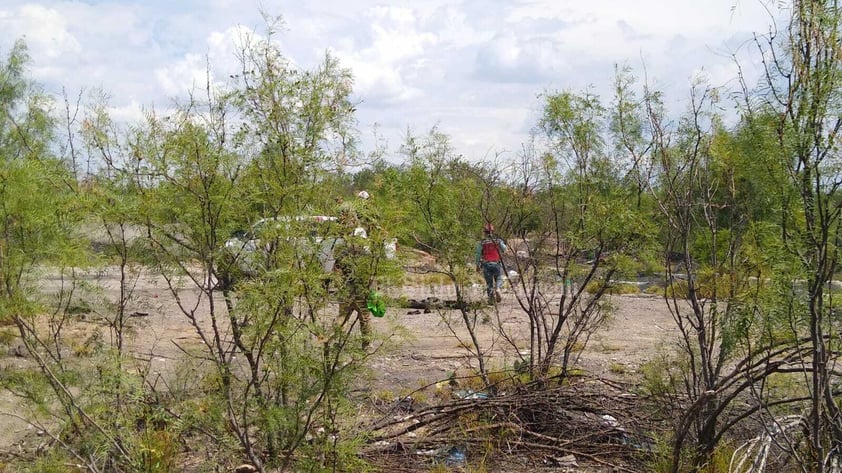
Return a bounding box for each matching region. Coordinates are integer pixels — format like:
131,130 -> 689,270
481,261 -> 504,300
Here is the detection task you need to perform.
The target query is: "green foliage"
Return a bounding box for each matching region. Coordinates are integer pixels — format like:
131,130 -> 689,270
12,450 -> 84,473
584,281 -> 641,295
647,434 -> 738,473
639,351 -> 684,398
398,128 -> 484,264
540,90 -> 607,174
119,27 -> 387,471
0,41 -> 79,321
643,284 -> 665,296
608,362 -> 627,374
2,4 -> 841,471
0,40 -> 55,160
137,428 -> 179,473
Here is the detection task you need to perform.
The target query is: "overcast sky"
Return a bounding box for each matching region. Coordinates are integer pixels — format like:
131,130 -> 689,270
1,0 -> 782,161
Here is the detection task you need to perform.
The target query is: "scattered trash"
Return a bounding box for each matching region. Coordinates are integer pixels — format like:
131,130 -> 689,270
444,446 -> 466,467
454,389 -> 489,400
544,454 -> 578,468
596,413 -> 652,450
233,464 -> 258,473
418,445 -> 468,467
601,414 -> 619,427
393,396 -> 414,413
367,291 -> 386,317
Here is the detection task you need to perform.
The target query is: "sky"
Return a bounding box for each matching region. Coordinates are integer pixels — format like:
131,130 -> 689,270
0,0 -> 783,162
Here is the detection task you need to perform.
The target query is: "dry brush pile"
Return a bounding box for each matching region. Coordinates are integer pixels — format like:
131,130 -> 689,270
361,377 -> 661,472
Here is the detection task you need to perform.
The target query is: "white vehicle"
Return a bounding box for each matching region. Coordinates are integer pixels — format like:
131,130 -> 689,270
223,216 -> 396,278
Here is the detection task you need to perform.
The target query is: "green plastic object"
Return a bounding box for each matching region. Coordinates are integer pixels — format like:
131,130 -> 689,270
366,291 -> 386,318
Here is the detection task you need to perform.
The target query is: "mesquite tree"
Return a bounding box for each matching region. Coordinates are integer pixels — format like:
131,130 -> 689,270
745,1 -> 842,470
130,25 -> 376,472
614,63 -> 821,470
0,41 -> 145,472
398,128 -> 493,386
512,89 -> 651,379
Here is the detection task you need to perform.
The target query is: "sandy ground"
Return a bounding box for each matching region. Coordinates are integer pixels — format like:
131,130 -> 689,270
0,269 -> 679,467
372,285 -> 678,393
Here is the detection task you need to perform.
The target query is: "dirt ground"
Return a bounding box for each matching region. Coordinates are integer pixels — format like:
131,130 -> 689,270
372,283 -> 678,391
0,268 -> 679,470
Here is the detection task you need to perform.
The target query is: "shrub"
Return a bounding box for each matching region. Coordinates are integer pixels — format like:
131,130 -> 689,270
647,434 -> 738,473
644,285 -> 665,295
608,363 -> 627,374
664,280 -> 689,298
663,271 -> 736,300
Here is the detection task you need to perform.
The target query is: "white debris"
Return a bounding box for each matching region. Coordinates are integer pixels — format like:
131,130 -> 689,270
601,414 -> 620,427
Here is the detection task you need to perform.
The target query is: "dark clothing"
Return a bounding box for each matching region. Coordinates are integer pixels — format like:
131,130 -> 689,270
481,261 -> 504,299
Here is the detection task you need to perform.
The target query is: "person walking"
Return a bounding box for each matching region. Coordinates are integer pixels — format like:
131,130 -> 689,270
475,223 -> 507,304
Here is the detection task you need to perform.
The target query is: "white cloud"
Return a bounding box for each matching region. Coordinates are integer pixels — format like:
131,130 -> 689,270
153,24 -> 265,99
326,5 -> 439,105
1,4 -> 81,58
0,0 -> 785,161
475,30 -> 568,84
424,4 -> 485,47
107,99 -> 148,124
154,53 -> 208,97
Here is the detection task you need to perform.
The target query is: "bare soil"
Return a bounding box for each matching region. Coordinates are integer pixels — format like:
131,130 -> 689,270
1,268 -> 678,470
373,284 -> 677,391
